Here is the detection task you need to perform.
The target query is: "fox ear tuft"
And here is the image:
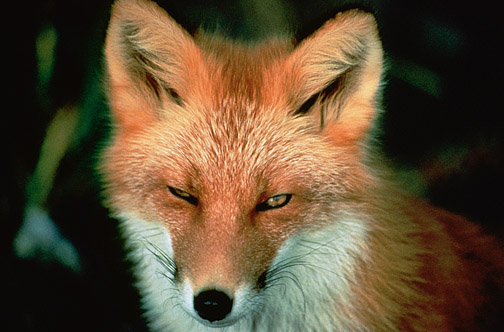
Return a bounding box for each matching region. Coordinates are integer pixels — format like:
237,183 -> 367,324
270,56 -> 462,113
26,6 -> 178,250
104,0 -> 201,130
287,10 -> 384,145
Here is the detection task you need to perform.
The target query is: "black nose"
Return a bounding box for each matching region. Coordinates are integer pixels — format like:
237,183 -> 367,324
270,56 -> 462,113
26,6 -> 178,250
194,289 -> 233,322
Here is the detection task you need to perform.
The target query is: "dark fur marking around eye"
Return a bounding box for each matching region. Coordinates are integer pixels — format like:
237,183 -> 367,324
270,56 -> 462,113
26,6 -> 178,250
168,186 -> 198,206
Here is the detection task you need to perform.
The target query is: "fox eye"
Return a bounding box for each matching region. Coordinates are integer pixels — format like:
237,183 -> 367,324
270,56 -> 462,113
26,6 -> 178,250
168,186 -> 198,206
256,194 -> 292,211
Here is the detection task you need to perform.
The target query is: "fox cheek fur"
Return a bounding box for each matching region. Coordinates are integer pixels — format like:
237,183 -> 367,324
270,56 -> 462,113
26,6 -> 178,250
99,0 -> 504,331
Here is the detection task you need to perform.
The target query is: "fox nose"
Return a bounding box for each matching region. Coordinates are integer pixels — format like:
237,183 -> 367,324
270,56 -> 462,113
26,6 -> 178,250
194,289 -> 233,322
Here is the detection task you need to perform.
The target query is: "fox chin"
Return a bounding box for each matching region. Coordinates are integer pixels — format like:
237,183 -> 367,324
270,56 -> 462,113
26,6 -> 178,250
99,0 -> 504,331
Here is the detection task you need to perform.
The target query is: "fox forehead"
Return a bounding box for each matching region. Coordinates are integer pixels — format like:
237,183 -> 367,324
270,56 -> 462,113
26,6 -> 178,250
136,100 -> 325,195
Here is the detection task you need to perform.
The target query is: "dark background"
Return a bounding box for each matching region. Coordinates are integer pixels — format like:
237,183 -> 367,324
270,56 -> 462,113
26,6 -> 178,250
3,0 -> 503,331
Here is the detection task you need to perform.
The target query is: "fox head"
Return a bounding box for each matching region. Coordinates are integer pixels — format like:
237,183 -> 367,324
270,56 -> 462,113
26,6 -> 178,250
101,0 -> 383,328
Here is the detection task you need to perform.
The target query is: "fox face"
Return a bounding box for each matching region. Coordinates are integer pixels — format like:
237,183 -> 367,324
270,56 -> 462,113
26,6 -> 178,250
105,104 -> 360,328
101,0 -> 385,330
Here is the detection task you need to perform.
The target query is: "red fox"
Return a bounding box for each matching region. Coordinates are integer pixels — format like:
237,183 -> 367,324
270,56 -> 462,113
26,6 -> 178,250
100,0 -> 504,331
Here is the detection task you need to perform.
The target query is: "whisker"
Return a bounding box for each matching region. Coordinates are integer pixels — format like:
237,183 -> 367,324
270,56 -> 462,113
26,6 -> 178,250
264,233 -> 380,301
141,240 -> 177,284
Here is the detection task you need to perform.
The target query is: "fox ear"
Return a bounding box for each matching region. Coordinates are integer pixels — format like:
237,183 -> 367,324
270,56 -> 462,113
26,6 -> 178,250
104,0 -> 201,130
287,10 -> 383,145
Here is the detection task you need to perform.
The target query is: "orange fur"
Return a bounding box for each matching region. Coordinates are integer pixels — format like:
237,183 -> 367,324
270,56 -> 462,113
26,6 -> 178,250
100,1 -> 504,331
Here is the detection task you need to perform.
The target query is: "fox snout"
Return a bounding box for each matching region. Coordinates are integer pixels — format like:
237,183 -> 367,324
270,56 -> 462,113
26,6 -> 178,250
173,233 -> 271,325
179,268 -> 265,326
